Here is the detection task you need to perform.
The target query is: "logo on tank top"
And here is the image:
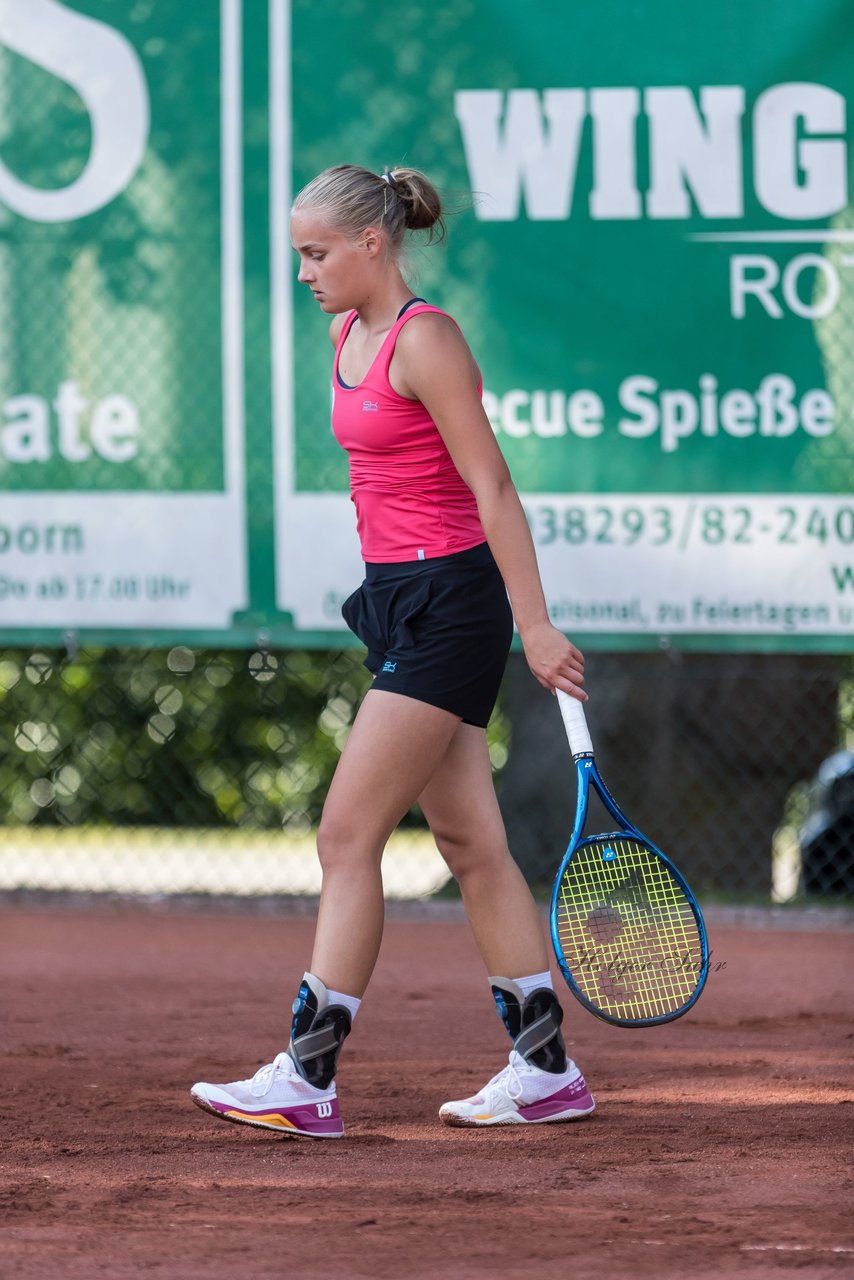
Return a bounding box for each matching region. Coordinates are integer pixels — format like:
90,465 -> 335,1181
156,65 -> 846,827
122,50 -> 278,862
362,400 -> 379,412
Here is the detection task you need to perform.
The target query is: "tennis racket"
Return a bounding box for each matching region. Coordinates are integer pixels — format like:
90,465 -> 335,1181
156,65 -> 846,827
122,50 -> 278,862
549,690 -> 709,1028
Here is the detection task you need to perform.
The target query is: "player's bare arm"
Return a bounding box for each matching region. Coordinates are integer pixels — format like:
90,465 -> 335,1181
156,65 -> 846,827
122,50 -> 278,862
395,314 -> 587,701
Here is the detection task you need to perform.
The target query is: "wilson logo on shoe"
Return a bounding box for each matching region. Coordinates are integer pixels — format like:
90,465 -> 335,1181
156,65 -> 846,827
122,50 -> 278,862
316,1102 -> 333,1117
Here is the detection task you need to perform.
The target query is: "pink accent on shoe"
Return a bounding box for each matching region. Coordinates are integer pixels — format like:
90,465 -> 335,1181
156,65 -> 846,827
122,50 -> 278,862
518,1074 -> 595,1122
201,1093 -> 343,1137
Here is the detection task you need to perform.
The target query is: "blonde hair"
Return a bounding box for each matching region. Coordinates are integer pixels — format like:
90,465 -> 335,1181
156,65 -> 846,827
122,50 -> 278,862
292,165 -> 445,253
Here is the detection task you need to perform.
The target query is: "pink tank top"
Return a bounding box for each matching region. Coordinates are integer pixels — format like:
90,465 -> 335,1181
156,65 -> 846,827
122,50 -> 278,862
331,303 -> 486,563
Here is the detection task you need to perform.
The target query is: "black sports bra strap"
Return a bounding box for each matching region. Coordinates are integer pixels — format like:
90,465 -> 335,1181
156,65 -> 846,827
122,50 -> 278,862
396,297 -> 427,319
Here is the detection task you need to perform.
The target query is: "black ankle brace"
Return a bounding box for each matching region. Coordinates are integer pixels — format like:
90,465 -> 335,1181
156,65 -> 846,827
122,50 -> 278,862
490,977 -> 568,1074
287,973 -> 351,1090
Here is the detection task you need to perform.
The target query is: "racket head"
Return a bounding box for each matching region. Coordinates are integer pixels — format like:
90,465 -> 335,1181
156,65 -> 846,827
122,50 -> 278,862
550,830 -> 709,1028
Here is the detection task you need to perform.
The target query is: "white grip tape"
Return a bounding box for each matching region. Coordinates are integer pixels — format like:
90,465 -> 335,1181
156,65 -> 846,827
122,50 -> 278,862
556,689 -> 593,756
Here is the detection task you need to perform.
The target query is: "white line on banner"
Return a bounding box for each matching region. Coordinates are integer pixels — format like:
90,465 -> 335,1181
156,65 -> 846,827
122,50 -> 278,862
270,0 -> 293,492
222,0 -> 247,604
689,230 -> 854,243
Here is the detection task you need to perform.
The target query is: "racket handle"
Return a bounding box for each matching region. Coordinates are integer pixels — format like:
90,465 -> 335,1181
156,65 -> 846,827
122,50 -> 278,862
556,689 -> 593,757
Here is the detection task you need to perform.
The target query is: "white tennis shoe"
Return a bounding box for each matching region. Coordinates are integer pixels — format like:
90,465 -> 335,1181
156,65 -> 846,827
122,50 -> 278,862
191,1051 -> 344,1138
439,1049 -> 595,1127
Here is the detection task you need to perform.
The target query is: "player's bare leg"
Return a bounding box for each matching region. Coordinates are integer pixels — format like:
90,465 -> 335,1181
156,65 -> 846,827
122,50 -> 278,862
419,723 -> 595,1127
417,722 -> 547,976
309,689 -> 462,994
191,689 -> 462,1136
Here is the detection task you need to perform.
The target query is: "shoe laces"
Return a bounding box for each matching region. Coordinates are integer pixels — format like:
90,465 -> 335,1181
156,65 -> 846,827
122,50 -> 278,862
246,1051 -> 299,1098
482,1050 -> 530,1105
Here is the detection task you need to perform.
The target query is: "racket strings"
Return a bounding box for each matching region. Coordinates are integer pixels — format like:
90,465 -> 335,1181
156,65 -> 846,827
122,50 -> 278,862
556,836 -> 704,1022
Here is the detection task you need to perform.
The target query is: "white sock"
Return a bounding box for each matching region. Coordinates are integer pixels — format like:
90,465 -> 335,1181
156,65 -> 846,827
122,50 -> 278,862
326,987 -> 361,1022
512,970 -> 554,1000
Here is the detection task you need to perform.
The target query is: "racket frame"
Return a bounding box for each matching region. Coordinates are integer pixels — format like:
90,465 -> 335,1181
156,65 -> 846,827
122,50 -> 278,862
549,695 -> 710,1029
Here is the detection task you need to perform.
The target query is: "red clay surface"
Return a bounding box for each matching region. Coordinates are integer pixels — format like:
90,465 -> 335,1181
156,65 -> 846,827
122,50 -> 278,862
1,906 -> 853,1280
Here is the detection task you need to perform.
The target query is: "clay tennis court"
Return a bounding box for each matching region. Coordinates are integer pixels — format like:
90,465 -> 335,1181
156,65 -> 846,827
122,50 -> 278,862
2,903 -> 852,1280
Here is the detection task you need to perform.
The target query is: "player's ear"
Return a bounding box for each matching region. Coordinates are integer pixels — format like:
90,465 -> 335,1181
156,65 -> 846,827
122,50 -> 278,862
360,226 -> 383,257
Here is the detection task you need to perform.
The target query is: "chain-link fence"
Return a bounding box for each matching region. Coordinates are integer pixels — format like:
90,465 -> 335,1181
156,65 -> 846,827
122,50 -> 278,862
1,645 -> 851,903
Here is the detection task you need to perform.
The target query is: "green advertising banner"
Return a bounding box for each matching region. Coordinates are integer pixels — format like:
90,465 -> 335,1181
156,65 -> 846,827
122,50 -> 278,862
0,0 -> 248,641
2,0 -> 853,649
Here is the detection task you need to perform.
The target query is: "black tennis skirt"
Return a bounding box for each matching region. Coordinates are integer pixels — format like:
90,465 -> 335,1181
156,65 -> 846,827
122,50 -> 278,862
340,541 -> 513,727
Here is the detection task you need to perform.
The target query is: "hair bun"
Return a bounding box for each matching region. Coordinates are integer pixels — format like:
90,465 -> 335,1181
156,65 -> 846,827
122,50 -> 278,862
387,167 -> 445,241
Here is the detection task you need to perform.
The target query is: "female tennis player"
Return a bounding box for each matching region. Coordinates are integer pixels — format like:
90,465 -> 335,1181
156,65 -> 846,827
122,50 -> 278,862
191,165 -> 595,1136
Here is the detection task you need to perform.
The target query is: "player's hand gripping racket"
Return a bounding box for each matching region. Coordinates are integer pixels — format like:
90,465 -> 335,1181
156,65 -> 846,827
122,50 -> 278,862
550,690 -> 709,1027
